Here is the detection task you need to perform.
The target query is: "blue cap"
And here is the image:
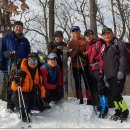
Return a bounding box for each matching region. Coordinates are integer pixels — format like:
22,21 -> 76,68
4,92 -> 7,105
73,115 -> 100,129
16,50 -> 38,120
71,26 -> 80,32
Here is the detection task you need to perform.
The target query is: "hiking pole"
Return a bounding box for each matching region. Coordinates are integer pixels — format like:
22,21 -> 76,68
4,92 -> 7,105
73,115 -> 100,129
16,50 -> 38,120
78,56 -> 97,115
16,76 -> 31,124
76,56 -> 82,100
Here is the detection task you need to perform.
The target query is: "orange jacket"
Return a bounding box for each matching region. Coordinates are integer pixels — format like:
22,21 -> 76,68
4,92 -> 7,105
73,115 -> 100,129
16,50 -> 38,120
11,59 -> 46,98
67,37 -> 88,68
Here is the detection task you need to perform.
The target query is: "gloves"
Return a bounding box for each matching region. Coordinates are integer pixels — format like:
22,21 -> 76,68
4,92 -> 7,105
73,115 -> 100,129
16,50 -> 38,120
10,51 -> 17,59
4,51 -> 17,59
75,50 -> 82,56
57,46 -> 65,50
117,71 -> 124,80
14,76 -> 21,85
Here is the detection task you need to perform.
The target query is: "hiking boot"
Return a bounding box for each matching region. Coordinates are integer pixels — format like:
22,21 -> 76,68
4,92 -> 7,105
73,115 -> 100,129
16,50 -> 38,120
79,98 -> 84,104
87,100 -> 93,105
96,105 -> 101,112
99,106 -> 108,119
109,109 -> 120,121
22,113 -> 31,123
44,102 -> 51,109
22,116 -> 31,123
119,109 -> 129,119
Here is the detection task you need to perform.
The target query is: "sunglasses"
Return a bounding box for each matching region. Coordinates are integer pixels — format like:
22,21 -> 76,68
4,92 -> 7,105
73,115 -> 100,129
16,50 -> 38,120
72,29 -> 80,32
28,58 -> 38,63
49,58 -> 57,61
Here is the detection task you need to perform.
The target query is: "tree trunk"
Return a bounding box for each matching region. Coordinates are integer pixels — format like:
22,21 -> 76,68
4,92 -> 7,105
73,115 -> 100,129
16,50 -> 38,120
116,0 -> 126,40
49,0 -> 55,43
89,0 -> 97,36
110,0 -> 117,36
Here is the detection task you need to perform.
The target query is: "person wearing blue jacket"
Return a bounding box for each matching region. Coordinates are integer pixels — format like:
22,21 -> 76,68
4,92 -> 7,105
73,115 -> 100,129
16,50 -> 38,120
0,21 -> 31,112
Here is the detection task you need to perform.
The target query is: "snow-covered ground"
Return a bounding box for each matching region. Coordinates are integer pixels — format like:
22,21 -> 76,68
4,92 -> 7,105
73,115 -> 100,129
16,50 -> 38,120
0,96 -> 130,129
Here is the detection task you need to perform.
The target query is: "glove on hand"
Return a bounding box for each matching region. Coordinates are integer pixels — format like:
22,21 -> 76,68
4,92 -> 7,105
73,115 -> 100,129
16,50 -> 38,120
10,51 -> 17,59
14,76 -> 21,85
75,50 -> 82,56
4,51 -> 17,59
117,71 -> 124,80
57,46 -> 65,50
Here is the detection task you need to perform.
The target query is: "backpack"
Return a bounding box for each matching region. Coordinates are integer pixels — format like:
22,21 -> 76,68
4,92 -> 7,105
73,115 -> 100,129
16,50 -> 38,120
125,42 -> 130,74
113,39 -> 130,75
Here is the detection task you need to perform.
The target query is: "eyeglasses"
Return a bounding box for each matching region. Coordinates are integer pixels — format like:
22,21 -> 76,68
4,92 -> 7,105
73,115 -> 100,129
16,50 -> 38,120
28,58 -> 38,63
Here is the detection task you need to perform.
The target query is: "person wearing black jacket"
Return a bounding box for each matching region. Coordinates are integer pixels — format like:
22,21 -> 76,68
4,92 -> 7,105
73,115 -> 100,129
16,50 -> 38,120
102,27 -> 129,122
48,31 -> 67,99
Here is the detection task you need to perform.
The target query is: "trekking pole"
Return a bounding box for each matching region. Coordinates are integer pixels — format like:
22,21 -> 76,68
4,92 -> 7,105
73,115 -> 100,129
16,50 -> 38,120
78,56 -> 97,115
69,60 -> 75,97
76,56 -> 82,99
16,76 -> 31,124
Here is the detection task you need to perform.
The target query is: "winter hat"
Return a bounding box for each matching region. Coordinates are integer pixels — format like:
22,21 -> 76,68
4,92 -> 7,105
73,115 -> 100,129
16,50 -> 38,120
13,21 -> 23,28
84,29 -> 94,36
28,52 -> 39,59
54,31 -> 63,38
47,53 -> 58,59
102,27 -> 113,35
71,26 -> 81,32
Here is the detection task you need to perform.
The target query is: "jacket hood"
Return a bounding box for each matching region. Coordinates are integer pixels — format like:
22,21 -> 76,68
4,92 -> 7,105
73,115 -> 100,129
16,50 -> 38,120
21,58 -> 30,74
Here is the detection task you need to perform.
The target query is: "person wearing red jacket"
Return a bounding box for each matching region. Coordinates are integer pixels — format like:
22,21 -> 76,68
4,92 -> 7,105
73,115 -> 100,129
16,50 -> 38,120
84,29 -> 109,118
40,53 -> 63,107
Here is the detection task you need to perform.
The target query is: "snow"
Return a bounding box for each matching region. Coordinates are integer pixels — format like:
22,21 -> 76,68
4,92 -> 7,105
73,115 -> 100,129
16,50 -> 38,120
0,97 -> 130,129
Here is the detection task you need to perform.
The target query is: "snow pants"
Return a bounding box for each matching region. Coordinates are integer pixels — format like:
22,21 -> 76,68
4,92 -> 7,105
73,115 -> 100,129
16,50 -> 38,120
45,87 -> 63,103
107,77 -> 126,101
89,70 -> 108,96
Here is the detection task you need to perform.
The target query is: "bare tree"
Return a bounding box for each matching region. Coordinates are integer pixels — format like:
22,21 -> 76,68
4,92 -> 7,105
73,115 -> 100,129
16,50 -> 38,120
110,0 -> 117,36
48,0 -> 55,43
89,0 -> 97,36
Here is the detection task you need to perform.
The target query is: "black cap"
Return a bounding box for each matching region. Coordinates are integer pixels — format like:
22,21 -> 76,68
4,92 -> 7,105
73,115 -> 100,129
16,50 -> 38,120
54,31 -> 63,38
28,52 -> 39,59
13,21 -> 23,28
71,26 -> 80,32
84,29 -> 94,36
102,27 -> 113,35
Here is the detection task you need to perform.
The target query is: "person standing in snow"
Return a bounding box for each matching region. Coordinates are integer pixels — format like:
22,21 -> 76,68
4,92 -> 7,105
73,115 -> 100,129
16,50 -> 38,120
102,27 -> 129,121
67,26 -> 93,105
48,31 -> 67,99
0,21 -> 31,111
83,29 -> 109,118
11,52 -> 46,122
40,53 -> 63,107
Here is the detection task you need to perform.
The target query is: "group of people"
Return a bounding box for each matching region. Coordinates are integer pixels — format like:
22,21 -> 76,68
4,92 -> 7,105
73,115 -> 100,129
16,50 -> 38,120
0,20 -> 129,123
